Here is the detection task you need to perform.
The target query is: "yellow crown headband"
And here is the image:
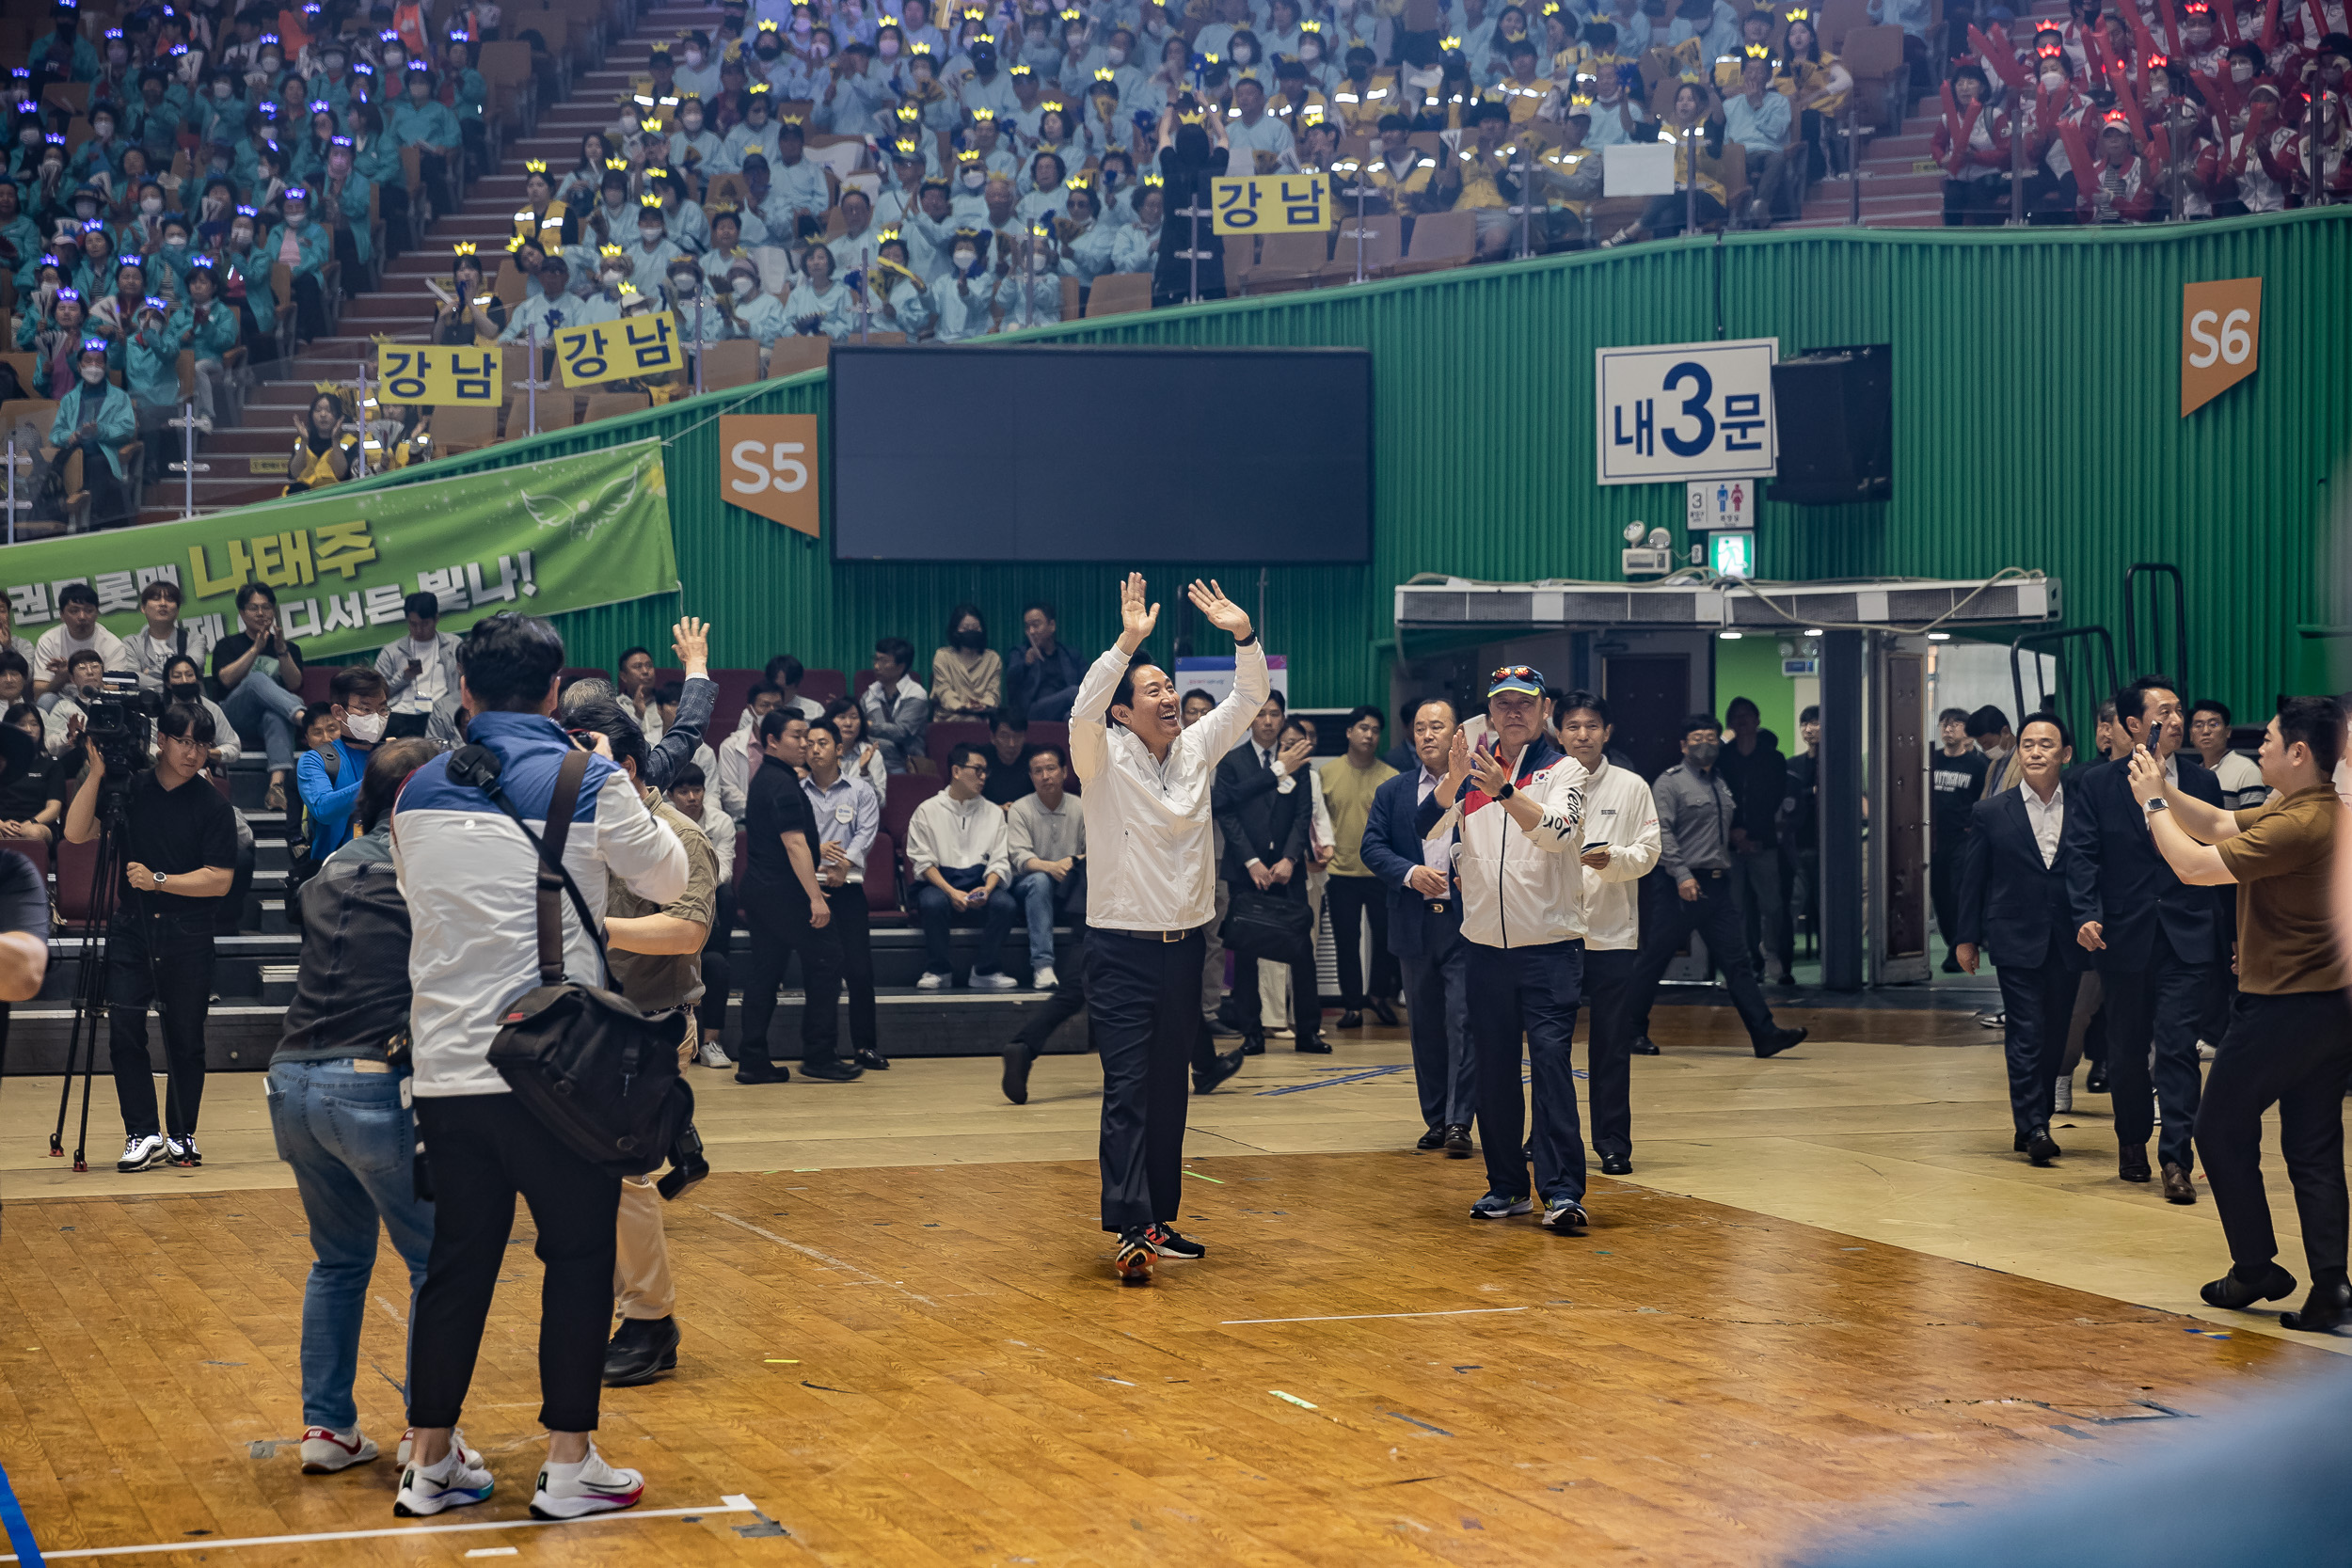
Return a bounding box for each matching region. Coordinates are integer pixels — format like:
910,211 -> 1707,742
523,157 -> 548,173
757,17 -> 778,29
897,103 -> 919,119
971,106 -> 995,119
639,193 -> 664,207
878,225 -> 902,241
1570,91 -> 1594,106
1783,6 -> 1808,17
599,242 -> 626,257
1177,108 -> 1205,123
1094,65 -> 1115,78
645,166 -> 672,181
1142,171 -> 1164,185
640,117 -> 664,132
779,113 -> 804,125
1440,34 -> 1463,49
604,156 -> 630,170
1743,42 -> 1770,56
505,235 -> 525,252
452,240 -> 477,255
1299,17 -> 1321,28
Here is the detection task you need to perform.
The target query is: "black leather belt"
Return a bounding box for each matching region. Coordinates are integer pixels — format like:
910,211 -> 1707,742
1095,922 -> 1211,943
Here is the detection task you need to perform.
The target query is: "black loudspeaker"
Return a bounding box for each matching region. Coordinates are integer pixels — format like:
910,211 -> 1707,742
1770,345 -> 1892,505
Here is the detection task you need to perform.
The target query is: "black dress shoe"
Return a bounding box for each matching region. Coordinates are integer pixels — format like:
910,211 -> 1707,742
854,1049 -> 890,1071
1941,953 -> 1963,974
1337,1009 -> 1363,1029
2200,1260 -> 2297,1309
801,1058 -> 864,1082
1629,1036 -> 1660,1056
1370,997 -> 1401,1026
2087,1061 -> 2110,1093
1755,1025 -> 1806,1058
1294,1034 -> 1333,1053
2119,1144 -> 2152,1182
1416,1125 -> 1447,1151
2162,1162 -> 2198,1204
1443,1124 -> 1474,1157
603,1315 -> 680,1386
734,1062 -> 788,1085
1194,1047 -> 1246,1094
1599,1151 -> 1631,1176
2280,1275 -> 2352,1333
1240,1029 -> 1265,1056
1001,1043 -> 1035,1105
1207,1017 -> 1243,1039
2026,1125 -> 2061,1166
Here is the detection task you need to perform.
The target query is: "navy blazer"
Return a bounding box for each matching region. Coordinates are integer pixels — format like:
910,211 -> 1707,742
1360,765 -> 1461,961
2060,754 -> 2224,970
1211,740 -> 1309,886
1955,785 -> 2079,972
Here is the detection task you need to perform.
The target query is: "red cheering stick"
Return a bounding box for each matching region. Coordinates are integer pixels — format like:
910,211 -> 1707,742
2157,0 -> 2183,57
2123,3 -> 2162,71
2217,0 -> 2241,42
2112,61 -> 2152,141
2059,113 -> 2099,200
1973,22 -> 2032,88
2261,0 -> 2279,54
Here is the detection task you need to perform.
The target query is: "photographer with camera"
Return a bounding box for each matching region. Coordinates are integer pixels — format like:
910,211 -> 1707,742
64,701 -> 239,1173
389,612 -> 686,1522
560,694 -> 721,1388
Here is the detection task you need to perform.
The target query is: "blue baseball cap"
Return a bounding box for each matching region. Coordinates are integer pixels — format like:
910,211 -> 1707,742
1486,663 -> 1545,700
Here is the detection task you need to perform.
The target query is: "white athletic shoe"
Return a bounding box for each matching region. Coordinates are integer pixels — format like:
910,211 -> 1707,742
299,1426 -> 378,1474
2053,1076 -> 2073,1115
970,970 -> 1017,990
395,1428 -> 483,1467
915,971 -> 949,990
530,1443 -> 644,1520
696,1038 -> 732,1069
1032,964 -> 1058,990
392,1447 -> 494,1516
2153,1090 -> 2163,1128
117,1133 -> 167,1172
2197,1038 -> 2217,1062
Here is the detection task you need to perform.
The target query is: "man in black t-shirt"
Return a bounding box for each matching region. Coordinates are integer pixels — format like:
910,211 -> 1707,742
63,703 -> 240,1172
736,710 -> 856,1084
1930,706 -> 1990,974
211,582 -> 308,812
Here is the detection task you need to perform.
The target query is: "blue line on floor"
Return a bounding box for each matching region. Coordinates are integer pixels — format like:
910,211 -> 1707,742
1254,1064 -> 1414,1095
0,1457 -> 44,1567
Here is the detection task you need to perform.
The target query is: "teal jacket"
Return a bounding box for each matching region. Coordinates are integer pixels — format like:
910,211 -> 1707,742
219,250 -> 276,333
49,381 -> 136,479
126,324 -> 181,409
167,298 -> 239,362
261,219 -> 333,281
29,32 -> 101,84
323,173 -> 375,262
389,98 -> 461,152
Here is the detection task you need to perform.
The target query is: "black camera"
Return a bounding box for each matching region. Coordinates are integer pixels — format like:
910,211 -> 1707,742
83,675 -> 159,781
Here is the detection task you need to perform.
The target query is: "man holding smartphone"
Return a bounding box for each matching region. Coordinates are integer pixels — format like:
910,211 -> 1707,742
376,592 -> 462,740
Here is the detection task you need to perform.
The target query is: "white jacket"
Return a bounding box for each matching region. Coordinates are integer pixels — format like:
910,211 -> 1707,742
905,788 -> 1010,882
1423,739 -> 1589,950
1575,758 -> 1661,952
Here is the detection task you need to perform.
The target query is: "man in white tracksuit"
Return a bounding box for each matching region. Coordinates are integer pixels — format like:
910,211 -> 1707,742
1416,663 -> 1593,1233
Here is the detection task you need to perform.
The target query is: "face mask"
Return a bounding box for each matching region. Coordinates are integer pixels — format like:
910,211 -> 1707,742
342,711 -> 387,743
81,365 -> 107,384
167,234 -> 187,249
93,121 -> 116,139
1299,41 -> 1319,59
214,82 -> 232,98
881,38 -> 900,54
793,14 -> 811,31
755,45 -> 782,60
1685,739 -> 1719,767
168,683 -> 201,704
671,273 -> 699,294
731,272 -> 756,295
231,226 -> 253,245
952,626 -> 987,651
961,169 -> 984,188
142,197 -> 165,214
952,247 -> 977,268
288,212 -> 308,227
261,55 -> 281,71
18,127 -> 38,145
686,47 -> 706,65
2040,71 -> 2066,90
2232,61 -> 2253,80
1232,43 -> 1254,61
601,266 -> 626,284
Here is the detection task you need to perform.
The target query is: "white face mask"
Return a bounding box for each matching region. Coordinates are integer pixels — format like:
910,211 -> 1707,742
1232,43 -> 1254,61
231,226 -> 254,245
1108,44 -> 1127,61
881,38 -> 900,55
952,247 -> 977,268
341,710 -> 387,743
2231,61 -> 2253,80
166,234 -> 187,249
732,272 -> 757,295
81,365 -> 107,384
686,47 -> 706,65
2040,70 -> 2067,91
600,266 -> 626,284
214,82 -> 232,98
141,197 -> 165,214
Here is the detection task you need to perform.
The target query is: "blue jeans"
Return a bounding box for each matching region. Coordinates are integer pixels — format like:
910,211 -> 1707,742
914,872 -> 1019,978
1012,870 -> 1063,973
222,673 -> 305,773
264,1059 -> 435,1432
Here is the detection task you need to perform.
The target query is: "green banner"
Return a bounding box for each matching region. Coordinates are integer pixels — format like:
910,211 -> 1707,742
0,440 -> 677,661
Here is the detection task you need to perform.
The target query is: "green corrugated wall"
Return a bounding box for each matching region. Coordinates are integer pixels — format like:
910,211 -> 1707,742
330,207 -> 2350,710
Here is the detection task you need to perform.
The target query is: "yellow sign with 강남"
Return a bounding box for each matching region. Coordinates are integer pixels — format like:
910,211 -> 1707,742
375,343 -> 503,408
1209,172 -> 1335,235
553,310 -> 686,388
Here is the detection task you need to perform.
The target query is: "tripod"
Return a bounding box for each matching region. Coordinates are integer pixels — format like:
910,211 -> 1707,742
48,781 -> 166,1172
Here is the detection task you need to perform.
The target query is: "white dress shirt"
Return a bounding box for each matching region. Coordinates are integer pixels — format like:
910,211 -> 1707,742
1575,758 -> 1662,952
2022,780 -> 2063,866
1072,641 -> 1267,931
1415,766 -> 1453,874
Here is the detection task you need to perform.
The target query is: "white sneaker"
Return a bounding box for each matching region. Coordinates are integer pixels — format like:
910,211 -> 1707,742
299,1426 -> 378,1474
1032,964 -> 1058,990
696,1038 -> 732,1069
395,1428 -> 483,1467
915,971 -> 949,990
167,1134 -> 202,1167
2053,1076 -> 2073,1115
2153,1090 -> 2163,1127
530,1443 -> 644,1520
2197,1038 -> 2217,1061
392,1447 -> 495,1516
971,970 -> 1017,990
117,1133 -> 167,1172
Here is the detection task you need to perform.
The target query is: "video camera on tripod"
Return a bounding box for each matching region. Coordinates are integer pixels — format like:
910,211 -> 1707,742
81,674 -> 163,783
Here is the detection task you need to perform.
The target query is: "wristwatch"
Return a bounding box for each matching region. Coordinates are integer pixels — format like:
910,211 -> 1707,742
152,870 -> 169,889
2143,797 -> 2169,814
1496,781 -> 1516,801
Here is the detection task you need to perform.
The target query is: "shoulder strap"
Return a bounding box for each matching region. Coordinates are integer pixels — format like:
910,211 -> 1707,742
533,748 -> 592,986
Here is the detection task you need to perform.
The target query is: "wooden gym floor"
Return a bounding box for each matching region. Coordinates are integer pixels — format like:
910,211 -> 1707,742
0,1004 -> 2345,1565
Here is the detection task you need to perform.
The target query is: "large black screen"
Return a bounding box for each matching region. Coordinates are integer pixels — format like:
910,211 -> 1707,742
828,345 -> 1372,562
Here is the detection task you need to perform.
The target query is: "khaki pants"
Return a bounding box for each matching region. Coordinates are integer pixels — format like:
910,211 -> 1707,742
612,1017 -> 697,1322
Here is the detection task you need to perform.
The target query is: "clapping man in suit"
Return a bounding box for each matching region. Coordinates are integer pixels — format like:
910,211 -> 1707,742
1360,698 -> 1475,1158
1212,697 -> 1330,1054
2062,677 -> 2222,1201
1956,712 -> 2081,1168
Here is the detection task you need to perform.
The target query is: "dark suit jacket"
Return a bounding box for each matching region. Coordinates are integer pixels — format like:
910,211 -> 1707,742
1359,766 -> 1461,961
2060,754 -> 2224,970
1956,786 -> 2079,971
1212,739 -> 1309,886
